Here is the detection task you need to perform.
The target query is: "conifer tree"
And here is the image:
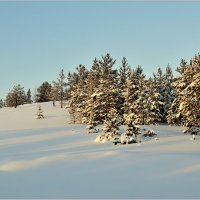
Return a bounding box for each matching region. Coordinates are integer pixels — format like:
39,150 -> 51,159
117,57 -> 131,119
122,113 -> 141,144
68,65 -> 89,122
58,69 -> 67,108
35,81 -> 52,102
49,81 -> 59,107
168,55 -> 200,127
0,99 -> 3,108
91,54 -> 120,122
101,108 -> 121,142
35,105 -> 44,119
124,66 -> 146,124
153,65 -> 174,122
26,88 -> 32,104
5,84 -> 26,108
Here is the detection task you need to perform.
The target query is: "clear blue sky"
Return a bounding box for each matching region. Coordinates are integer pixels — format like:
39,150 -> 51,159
0,2 -> 200,99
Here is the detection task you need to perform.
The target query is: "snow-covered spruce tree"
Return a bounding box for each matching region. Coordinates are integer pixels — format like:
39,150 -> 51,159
67,65 -> 89,123
153,65 -> 174,122
5,84 -> 26,108
35,105 -> 44,119
168,55 -> 200,127
124,66 -> 147,125
122,113 -> 141,144
124,66 -> 162,125
153,68 -> 166,122
66,71 -> 79,123
167,59 -> 187,125
143,78 -> 162,124
100,108 -> 121,143
84,60 -> 101,131
87,54 -> 121,124
117,57 -> 131,120
163,65 -> 175,122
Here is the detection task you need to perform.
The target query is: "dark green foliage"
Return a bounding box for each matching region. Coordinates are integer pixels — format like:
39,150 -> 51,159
0,99 -> 4,108
26,88 -> 32,104
35,81 -> 52,102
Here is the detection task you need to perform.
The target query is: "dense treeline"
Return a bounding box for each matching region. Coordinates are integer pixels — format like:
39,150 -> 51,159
2,53 -> 199,135
66,53 -> 200,130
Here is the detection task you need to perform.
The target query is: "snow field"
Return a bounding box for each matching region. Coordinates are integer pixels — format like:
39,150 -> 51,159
0,102 -> 200,198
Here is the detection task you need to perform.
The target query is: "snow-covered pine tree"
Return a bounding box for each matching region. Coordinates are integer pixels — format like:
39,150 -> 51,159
35,105 -> 44,119
167,59 -> 187,125
168,55 -> 200,127
153,65 -> 174,123
84,59 -> 101,128
163,65 -> 175,122
122,113 -> 141,144
66,72 -> 79,123
117,57 -> 131,120
144,78 -> 162,125
153,68 -> 165,122
67,65 -> 89,123
100,108 -> 121,143
88,54 -> 120,123
124,66 -> 146,124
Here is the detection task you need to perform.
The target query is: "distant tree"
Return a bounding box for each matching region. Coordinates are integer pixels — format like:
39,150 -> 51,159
26,88 -> 32,104
0,99 -> 4,108
35,81 -> 52,102
49,81 -> 59,107
5,84 -> 26,108
54,69 -> 67,108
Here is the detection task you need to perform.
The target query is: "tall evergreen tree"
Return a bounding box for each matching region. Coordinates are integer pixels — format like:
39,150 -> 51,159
26,88 -> 32,104
124,66 -> 146,124
168,55 -> 200,127
153,65 -> 174,122
88,54 -> 120,123
56,69 -> 67,108
117,57 -> 131,119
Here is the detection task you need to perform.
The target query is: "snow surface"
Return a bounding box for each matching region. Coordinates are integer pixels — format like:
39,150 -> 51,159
0,102 -> 200,198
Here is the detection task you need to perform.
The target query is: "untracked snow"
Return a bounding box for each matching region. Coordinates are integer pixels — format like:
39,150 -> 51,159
0,102 -> 200,198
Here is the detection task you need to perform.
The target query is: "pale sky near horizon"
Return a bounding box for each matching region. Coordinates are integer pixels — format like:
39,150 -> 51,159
0,2 -> 200,99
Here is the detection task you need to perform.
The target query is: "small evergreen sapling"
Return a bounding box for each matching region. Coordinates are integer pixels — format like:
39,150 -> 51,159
35,105 -> 44,119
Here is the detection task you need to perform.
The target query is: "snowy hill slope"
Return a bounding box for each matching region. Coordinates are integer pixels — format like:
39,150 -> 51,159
0,102 -> 200,198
